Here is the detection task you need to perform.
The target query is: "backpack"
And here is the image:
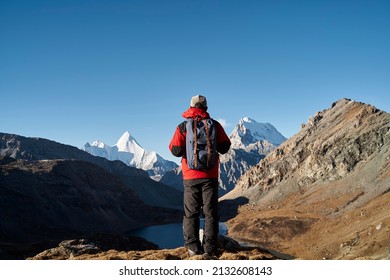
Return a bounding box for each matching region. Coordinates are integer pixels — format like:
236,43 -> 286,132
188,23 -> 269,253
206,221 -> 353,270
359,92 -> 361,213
186,117 -> 217,170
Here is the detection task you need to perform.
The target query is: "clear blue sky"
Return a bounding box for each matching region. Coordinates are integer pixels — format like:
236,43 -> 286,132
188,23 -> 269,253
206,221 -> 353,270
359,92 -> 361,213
1,0 -> 389,163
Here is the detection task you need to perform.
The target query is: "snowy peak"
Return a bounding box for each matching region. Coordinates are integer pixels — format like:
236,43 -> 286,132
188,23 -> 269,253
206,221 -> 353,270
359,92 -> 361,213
82,131 -> 178,180
91,140 -> 108,149
231,117 -> 286,148
240,117 -> 255,124
116,131 -> 143,154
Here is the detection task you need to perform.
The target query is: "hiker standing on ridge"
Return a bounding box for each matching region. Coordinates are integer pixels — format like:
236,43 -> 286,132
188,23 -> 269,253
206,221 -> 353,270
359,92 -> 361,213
169,95 -> 231,258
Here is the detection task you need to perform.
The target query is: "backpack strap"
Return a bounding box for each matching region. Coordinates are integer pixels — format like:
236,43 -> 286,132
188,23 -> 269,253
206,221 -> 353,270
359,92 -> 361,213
193,118 -> 198,169
203,119 -> 211,167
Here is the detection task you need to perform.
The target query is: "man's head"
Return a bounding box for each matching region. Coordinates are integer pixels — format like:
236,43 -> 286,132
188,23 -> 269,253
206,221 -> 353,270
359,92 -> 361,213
190,95 -> 208,111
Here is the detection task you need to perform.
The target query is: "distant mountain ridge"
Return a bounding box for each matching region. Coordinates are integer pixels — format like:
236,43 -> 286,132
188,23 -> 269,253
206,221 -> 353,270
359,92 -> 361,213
82,131 -> 178,180
0,132 -> 183,210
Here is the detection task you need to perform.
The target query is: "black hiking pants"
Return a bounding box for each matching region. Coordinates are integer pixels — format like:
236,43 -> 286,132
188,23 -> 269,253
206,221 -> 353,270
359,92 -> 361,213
183,179 -> 219,254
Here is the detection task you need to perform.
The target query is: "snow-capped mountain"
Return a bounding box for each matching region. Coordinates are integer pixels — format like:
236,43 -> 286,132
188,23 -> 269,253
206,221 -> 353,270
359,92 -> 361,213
82,131 -> 178,180
219,117 -> 286,195
230,117 -> 286,149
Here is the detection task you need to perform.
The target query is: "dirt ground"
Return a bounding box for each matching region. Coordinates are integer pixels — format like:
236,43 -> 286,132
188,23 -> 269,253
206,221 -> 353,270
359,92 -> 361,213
29,243 -> 280,260
226,191 -> 390,260
68,247 -> 278,260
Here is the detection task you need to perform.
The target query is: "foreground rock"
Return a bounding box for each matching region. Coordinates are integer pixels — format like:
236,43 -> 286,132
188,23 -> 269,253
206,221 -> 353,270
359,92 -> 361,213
222,99 -> 390,260
29,234 -> 281,260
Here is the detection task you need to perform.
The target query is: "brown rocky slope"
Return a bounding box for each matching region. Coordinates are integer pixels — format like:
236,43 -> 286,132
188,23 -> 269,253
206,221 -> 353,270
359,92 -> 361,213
221,99 -> 390,259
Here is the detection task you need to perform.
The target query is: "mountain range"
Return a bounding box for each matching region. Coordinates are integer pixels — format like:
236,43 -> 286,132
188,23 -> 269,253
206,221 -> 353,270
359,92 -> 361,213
82,131 -> 178,180
0,133 -> 182,210
222,98 -> 390,259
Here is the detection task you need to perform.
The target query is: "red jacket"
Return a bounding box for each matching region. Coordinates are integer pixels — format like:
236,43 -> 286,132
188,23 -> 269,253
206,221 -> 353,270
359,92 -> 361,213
169,107 -> 231,181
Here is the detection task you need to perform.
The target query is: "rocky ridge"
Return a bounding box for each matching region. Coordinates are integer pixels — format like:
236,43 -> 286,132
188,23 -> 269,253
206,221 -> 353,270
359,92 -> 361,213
222,99 -> 390,259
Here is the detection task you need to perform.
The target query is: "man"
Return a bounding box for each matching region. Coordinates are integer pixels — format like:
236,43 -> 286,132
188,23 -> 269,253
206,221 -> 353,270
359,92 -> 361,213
169,95 -> 231,257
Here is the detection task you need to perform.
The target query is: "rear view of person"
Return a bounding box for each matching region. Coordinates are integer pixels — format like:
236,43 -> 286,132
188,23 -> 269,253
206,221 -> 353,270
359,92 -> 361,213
169,95 -> 231,258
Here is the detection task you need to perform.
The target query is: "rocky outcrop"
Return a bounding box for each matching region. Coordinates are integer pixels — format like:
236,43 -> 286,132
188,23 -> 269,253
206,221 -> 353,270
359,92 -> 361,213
218,142 -> 273,196
28,234 -> 159,260
222,99 -> 390,259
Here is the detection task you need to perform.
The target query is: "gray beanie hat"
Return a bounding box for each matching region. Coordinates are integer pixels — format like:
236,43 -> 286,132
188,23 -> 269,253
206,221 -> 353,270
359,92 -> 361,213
190,95 -> 207,109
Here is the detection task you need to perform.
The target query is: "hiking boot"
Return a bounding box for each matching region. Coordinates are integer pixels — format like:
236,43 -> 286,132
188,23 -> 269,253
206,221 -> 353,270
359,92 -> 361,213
188,248 -> 203,257
202,252 -> 218,260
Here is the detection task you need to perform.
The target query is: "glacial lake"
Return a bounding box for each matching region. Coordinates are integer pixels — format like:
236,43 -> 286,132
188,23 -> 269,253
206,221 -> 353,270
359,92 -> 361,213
128,222 -> 228,249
